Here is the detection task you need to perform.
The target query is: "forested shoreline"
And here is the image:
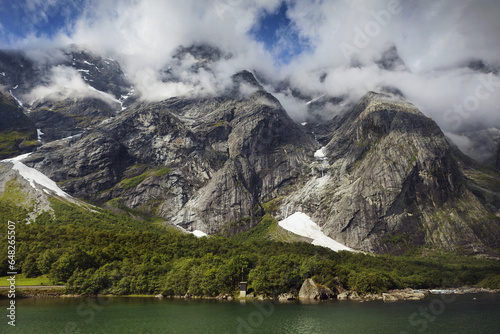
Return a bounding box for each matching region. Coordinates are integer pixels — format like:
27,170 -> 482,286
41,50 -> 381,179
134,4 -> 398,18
1,200 -> 499,298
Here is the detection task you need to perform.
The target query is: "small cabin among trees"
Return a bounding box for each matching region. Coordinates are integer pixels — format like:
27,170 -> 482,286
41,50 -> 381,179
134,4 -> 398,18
239,282 -> 247,297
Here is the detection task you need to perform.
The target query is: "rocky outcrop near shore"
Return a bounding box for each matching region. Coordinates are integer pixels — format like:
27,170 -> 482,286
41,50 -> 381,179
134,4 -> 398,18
319,289 -> 424,302
299,278 -> 337,300
299,278 -> 346,300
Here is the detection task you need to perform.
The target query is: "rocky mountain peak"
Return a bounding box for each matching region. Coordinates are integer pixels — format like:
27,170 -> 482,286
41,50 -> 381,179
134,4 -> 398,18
232,70 -> 263,91
60,45 -> 132,98
173,44 -> 227,63
0,46 -> 132,102
279,91 -> 500,254
375,45 -> 408,72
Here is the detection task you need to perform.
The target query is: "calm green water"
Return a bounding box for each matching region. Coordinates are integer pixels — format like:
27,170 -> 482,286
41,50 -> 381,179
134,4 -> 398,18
1,294 -> 499,333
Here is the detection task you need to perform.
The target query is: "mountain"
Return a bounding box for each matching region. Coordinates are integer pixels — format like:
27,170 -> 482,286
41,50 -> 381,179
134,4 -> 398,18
451,128 -> 500,170
375,46 -> 409,72
0,45 -> 131,98
281,92 -> 500,254
1,45 -> 499,256
0,46 -> 133,142
23,84 -> 316,234
0,90 -> 39,159
0,49 -> 42,95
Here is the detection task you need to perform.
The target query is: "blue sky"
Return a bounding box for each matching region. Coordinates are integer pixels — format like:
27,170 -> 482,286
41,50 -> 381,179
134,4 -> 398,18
250,2 -> 311,65
0,0 -> 307,65
0,1 -> 85,45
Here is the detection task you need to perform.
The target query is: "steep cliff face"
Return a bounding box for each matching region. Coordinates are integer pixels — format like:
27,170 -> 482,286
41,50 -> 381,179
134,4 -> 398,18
278,92 -> 500,254
24,77 -> 316,233
0,91 -> 39,159
27,98 -> 120,142
169,90 -> 316,233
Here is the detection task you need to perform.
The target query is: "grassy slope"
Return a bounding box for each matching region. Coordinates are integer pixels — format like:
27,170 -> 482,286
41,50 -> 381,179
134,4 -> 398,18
0,274 -> 53,287
231,213 -> 312,243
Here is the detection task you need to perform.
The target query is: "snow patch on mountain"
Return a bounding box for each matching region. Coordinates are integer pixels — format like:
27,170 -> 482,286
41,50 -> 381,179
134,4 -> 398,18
278,212 -> 354,252
119,88 -> 135,110
37,129 -> 44,142
2,153 -> 71,198
192,230 -> 208,238
87,85 -> 122,109
306,94 -> 325,105
314,147 -> 326,160
9,91 -> 23,106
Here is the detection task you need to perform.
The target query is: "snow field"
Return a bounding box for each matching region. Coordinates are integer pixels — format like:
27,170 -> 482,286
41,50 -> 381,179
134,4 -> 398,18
2,153 -> 71,198
278,212 -> 354,252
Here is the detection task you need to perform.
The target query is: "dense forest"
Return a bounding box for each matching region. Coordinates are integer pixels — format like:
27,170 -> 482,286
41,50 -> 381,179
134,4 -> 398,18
1,199 -> 499,297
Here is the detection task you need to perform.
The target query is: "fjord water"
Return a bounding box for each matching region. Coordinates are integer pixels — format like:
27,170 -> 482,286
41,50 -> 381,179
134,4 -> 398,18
2,294 -> 499,334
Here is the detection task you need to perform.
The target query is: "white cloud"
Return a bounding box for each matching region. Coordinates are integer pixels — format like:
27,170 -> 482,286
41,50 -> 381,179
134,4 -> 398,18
25,65 -> 120,105
276,0 -> 500,131
5,0 -> 500,132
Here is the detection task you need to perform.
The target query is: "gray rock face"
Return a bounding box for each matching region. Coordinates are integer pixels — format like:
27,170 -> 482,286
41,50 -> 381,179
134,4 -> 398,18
18,89 -> 500,254
27,98 -> 119,142
323,92 -> 460,251
26,80 -> 316,234
169,91 -> 316,232
27,131 -> 129,198
299,278 -> 335,300
0,90 -> 39,159
280,92 -> 500,254
0,91 -> 35,132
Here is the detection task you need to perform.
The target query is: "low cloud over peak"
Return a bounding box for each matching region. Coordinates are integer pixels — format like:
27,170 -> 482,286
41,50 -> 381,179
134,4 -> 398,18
0,0 -> 499,134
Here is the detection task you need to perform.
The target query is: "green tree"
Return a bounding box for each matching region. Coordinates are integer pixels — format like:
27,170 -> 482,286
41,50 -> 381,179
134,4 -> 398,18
21,254 -> 41,278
